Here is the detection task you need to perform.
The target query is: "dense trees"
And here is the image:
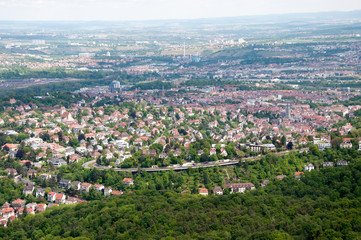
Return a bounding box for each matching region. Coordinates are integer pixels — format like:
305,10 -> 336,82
1,162 -> 361,239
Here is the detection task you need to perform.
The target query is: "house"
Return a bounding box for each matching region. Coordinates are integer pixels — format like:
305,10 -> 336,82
11,199 -> 25,209
336,160 -> 348,167
304,163 -> 315,172
2,202 -> 10,209
55,193 -> 66,204
104,188 -> 112,196
47,192 -> 56,202
199,188 -> 209,196
208,120 -> 218,128
94,184 -> 104,191
26,203 -> 37,211
47,157 -> 67,167
226,183 -> 255,194
1,208 -> 15,219
36,152 -> 47,161
2,143 -> 19,152
317,142 -> 332,151
71,181 -> 81,190
59,179 -> 72,189
173,149 -> 182,157
35,188 -> 45,198
39,173 -> 52,181
123,178 -> 134,186
261,180 -> 270,187
36,203 -> 47,213
262,144 -> 276,151
209,148 -> 217,155
220,148 -> 228,157
5,168 -> 17,176
27,169 -> 37,178
299,138 -> 308,145
212,187 -> 223,195
26,208 -> 35,215
65,197 -> 80,205
142,149 -> 157,157
322,162 -> 334,168
80,182 -> 92,192
295,172 -> 304,180
23,185 -> 35,196
111,190 -> 123,195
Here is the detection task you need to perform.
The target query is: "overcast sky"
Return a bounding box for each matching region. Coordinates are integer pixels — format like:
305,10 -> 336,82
0,0 -> 360,21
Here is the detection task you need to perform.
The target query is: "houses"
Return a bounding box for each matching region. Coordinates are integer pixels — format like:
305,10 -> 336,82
336,160 -> 348,167
199,188 -> 209,196
226,183 -> 255,194
304,163 -> 315,172
212,187 -> 223,195
123,178 -> 134,186
322,162 -> 334,168
340,138 -> 352,148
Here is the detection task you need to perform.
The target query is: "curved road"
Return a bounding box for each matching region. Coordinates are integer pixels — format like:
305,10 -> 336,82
83,148 -> 308,173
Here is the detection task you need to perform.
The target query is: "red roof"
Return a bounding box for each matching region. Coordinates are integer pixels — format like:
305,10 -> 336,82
123,178 -> 133,183
199,188 -> 208,193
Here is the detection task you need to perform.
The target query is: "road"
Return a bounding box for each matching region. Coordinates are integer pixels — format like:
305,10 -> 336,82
82,148 -> 308,173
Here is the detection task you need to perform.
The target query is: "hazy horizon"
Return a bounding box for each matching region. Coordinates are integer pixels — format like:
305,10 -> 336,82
0,0 -> 360,21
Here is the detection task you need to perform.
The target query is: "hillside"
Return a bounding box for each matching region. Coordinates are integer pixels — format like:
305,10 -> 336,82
1,162 -> 361,240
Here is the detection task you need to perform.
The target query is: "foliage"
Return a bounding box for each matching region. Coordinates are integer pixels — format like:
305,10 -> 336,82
2,162 -> 361,239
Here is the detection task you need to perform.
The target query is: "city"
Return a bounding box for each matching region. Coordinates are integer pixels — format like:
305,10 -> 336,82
0,4 -> 361,239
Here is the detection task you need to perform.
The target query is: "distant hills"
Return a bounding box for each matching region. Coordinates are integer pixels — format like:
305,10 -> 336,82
0,10 -> 360,32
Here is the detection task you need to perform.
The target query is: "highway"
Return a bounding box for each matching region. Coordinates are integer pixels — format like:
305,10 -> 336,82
82,148 -> 308,173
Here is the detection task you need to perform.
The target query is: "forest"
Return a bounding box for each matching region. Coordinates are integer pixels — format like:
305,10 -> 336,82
0,160 -> 361,239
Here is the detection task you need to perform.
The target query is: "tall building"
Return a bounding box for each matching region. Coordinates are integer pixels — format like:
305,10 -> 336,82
110,81 -> 121,92
285,103 -> 291,119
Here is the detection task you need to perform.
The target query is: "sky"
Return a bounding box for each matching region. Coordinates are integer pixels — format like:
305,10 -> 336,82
0,0 -> 360,21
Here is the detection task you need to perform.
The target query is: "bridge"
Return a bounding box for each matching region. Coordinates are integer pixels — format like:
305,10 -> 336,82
82,148 -> 308,173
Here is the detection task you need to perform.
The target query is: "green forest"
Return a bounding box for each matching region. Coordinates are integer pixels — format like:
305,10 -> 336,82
1,161 -> 361,240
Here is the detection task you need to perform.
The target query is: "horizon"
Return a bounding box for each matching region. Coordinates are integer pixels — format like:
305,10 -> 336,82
0,0 -> 360,21
0,9 -> 359,23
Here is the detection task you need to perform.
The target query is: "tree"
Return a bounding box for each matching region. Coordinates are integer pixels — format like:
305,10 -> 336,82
69,138 -> 79,148
287,142 -> 293,150
16,150 -> 25,159
281,136 -> 286,146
